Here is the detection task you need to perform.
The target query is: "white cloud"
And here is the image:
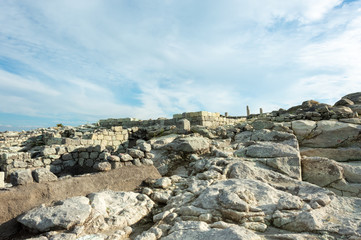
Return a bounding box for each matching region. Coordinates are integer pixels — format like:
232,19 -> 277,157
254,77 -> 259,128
0,0 -> 360,128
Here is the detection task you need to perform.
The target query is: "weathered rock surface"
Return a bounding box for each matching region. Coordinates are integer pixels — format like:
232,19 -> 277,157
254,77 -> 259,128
18,196 -> 91,232
32,168 -> 58,183
292,120 -> 361,148
166,136 -> 210,153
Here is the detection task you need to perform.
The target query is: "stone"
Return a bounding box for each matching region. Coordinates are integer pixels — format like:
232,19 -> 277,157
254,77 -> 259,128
154,177 -> 172,189
176,119 -> 191,134
32,168 -> 58,183
119,153 -> 133,162
10,169 -> 33,186
18,196 -> 91,232
342,92 -> 361,104
0,172 -> 4,188
334,98 -> 354,106
300,147 -> 361,162
62,153 -> 73,161
89,152 -> 99,159
302,157 -> 345,187
163,221 -> 262,240
296,120 -> 361,148
338,162 -> 361,183
107,155 -> 120,162
88,191 -> 154,228
291,120 -> 317,140
166,136 -> 210,153
49,233 -> 77,240
93,162 -> 112,171
245,142 -> 300,158
128,149 -> 145,159
138,142 -> 152,152
151,191 -> 172,204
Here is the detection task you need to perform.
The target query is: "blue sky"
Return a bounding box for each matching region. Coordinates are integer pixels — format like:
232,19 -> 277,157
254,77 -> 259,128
1,0 -> 361,131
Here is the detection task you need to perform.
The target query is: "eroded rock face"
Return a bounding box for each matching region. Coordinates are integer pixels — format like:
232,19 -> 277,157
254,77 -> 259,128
292,120 -> 361,148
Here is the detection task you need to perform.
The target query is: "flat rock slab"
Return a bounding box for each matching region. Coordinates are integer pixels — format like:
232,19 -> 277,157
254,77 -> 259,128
17,196 -> 91,232
0,165 -> 161,239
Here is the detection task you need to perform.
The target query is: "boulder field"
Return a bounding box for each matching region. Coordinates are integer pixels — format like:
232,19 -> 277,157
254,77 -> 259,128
1,92 -> 361,240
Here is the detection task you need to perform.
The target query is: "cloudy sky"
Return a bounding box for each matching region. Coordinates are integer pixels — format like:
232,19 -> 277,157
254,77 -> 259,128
1,0 -> 361,131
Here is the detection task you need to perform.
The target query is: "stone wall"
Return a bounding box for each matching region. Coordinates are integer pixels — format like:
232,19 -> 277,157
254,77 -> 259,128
99,111 -> 246,129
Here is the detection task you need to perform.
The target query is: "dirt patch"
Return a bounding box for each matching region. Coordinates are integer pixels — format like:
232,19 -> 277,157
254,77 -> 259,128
0,165 -> 161,239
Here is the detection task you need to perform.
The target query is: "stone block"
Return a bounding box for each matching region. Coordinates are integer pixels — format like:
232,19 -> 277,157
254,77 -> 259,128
0,172 -> 4,188
10,169 -> 33,186
90,152 -> 99,159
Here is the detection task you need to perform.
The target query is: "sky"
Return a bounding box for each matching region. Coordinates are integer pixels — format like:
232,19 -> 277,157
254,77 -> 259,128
1,0 -> 361,131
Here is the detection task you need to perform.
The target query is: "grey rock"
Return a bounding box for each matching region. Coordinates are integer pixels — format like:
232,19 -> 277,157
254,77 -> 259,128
119,153 -> 133,162
128,149 -> 145,159
32,168 -> 58,183
154,177 -> 172,189
302,157 -> 344,187
245,142 -> 300,158
166,136 -> 210,153
93,162 -> 111,171
107,155 -> 120,162
18,196 -> 91,232
162,221 -> 262,240
10,169 -> 33,186
138,142 -> 152,152
88,191 -> 154,229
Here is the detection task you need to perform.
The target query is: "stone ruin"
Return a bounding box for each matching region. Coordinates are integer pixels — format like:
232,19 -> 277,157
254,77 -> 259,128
1,93 -> 361,239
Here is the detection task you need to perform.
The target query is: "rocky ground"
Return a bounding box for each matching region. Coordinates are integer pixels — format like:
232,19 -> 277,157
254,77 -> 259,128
2,93 -> 361,240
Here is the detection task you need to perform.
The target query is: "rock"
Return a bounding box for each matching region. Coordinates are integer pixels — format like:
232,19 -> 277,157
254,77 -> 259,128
32,168 -> 58,183
18,196 -> 91,232
49,233 -> 76,240
118,153 -> 133,162
10,169 -> 33,186
338,162 -> 361,183
149,134 -> 179,149
245,142 -> 300,158
166,136 -> 210,153
341,92 -> 361,104
302,157 -> 344,187
151,191 -> 172,204
107,155 -> 120,162
0,172 -> 5,188
128,149 -> 145,159
176,119 -> 191,134
162,221 -> 262,240
154,177 -> 172,189
251,120 -> 275,130
93,162 -> 112,171
88,191 -> 154,229
350,104 -> 361,114
300,147 -> 361,162
291,120 -> 317,140
296,120 -> 361,148
138,142 -> 152,152
334,98 -> 354,106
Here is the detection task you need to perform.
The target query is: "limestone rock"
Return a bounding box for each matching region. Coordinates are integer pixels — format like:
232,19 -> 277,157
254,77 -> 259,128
17,196 -> 91,232
162,221 -> 262,240
10,169 -> 33,186
166,136 -> 210,153
32,168 -> 58,183
300,147 -> 361,162
93,162 -> 112,171
302,157 -> 344,187
154,177 -> 172,189
128,149 -> 145,159
295,120 -> 361,148
118,153 -> 133,162
245,142 -> 299,158
88,191 -> 154,229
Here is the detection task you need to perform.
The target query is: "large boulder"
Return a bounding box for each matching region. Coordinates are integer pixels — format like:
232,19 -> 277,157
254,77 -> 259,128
32,168 -> 58,183
87,191 -> 154,230
166,136 -> 210,153
17,196 -> 91,232
341,92 -> 361,104
292,120 -> 361,148
301,157 -> 344,187
10,169 -> 33,186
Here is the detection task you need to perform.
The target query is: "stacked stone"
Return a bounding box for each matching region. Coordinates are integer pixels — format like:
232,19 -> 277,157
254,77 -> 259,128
109,140 -> 154,169
90,126 -> 129,147
173,111 -> 244,128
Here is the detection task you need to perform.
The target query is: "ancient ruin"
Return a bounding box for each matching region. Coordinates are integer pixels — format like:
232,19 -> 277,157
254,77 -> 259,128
1,92 -> 361,239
